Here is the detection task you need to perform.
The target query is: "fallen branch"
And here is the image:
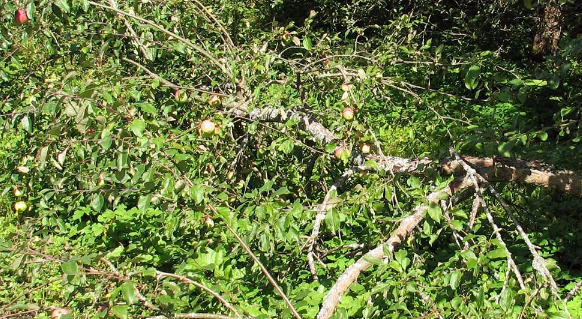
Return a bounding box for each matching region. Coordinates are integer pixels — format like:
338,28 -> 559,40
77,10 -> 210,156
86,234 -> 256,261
316,177 -> 474,319
370,155 -> 582,197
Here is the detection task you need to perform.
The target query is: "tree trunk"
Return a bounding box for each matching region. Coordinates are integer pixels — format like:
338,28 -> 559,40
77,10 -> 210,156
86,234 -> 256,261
533,0 -> 562,56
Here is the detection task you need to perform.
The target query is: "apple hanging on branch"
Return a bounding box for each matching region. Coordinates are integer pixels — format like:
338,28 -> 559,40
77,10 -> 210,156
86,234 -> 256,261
334,146 -> 351,159
174,89 -> 188,103
14,201 -> 27,212
208,94 -> 221,105
15,8 -> 28,24
342,107 -> 354,120
200,119 -> 217,134
361,143 -> 371,154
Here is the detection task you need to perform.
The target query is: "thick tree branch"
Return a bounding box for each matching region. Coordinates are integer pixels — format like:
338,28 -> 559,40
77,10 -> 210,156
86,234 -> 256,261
316,177 -> 474,319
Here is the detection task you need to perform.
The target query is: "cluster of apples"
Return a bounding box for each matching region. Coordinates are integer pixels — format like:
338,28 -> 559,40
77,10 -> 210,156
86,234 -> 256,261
12,186 -> 28,212
333,83 -> 371,159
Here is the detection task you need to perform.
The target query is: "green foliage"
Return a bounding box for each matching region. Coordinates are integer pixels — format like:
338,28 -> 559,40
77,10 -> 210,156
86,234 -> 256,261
1,0 -> 582,318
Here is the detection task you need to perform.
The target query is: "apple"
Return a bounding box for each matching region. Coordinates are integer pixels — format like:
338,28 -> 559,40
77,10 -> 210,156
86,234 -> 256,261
15,9 -> 28,24
51,308 -> 69,319
334,147 -> 350,159
200,120 -> 216,134
174,89 -> 187,103
97,172 -> 105,186
208,94 -> 221,105
341,83 -> 352,92
14,201 -> 27,212
13,187 -> 23,197
342,107 -> 354,120
361,143 -> 371,154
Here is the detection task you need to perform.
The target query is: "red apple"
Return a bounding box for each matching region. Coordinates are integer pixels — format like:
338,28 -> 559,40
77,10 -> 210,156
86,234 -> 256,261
334,147 -> 350,159
208,94 -> 221,105
361,143 -> 371,154
15,9 -> 28,24
200,120 -> 216,133
51,308 -> 69,319
341,83 -> 352,92
342,107 -> 354,120
174,90 -> 187,102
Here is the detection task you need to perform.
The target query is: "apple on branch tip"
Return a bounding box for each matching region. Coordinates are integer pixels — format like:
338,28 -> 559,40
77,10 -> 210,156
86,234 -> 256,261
174,89 -> 188,103
341,83 -> 353,92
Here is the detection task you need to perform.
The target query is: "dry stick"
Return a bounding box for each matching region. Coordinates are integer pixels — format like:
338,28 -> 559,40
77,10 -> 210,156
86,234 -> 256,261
306,169 -> 356,281
449,150 -> 526,290
565,280 -> 582,302
147,314 -> 238,319
155,271 -> 241,319
208,205 -> 303,319
190,0 -> 235,56
108,0 -> 152,60
450,149 -> 559,297
100,258 -> 160,311
417,290 -> 444,319
88,1 -> 233,80
316,177 -> 474,319
518,286 -> 542,319
121,57 -> 224,99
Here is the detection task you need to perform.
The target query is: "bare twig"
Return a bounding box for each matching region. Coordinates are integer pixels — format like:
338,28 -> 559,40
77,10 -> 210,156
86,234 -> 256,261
155,271 -> 241,319
450,149 -> 526,290
88,1 -> 233,80
208,204 -> 302,319
565,280 -> 582,302
305,169 -> 355,281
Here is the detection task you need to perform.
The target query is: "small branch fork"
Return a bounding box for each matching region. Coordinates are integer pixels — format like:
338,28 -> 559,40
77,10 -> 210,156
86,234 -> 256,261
450,148 -> 559,298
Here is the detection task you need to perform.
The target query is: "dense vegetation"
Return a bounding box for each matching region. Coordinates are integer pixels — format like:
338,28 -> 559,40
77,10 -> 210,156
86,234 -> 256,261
1,0 -> 582,318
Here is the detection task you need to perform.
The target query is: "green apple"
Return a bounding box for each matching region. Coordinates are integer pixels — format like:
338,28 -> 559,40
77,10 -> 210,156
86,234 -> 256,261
342,107 -> 354,120
361,143 -> 371,154
200,120 -> 216,134
14,201 -> 27,212
334,147 -> 350,159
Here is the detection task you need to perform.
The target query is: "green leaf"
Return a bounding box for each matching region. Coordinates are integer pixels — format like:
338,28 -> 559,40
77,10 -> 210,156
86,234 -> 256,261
497,142 -> 512,157
61,261 -> 78,276
100,130 -> 112,150
427,203 -> 442,223
325,209 -> 341,233
487,248 -> 508,259
111,305 -> 128,319
120,282 -> 136,305
464,65 -> 481,90
190,184 -> 205,204
91,193 -> 104,211
449,271 -> 461,290
129,119 -> 146,137
21,116 -> 32,133
137,194 -> 152,211
303,36 -> 312,50
279,139 -> 295,154
55,0 -> 71,13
